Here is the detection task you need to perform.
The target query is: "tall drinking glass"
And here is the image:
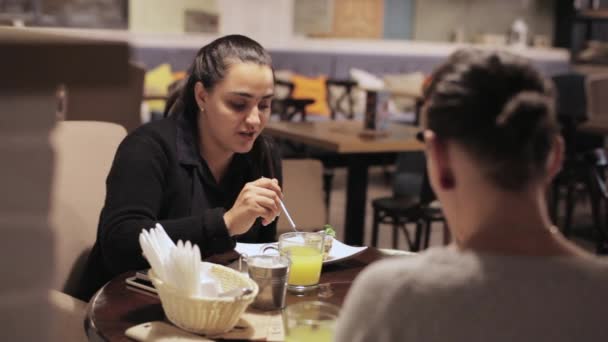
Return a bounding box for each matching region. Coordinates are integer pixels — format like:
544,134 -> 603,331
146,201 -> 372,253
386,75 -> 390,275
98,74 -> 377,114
278,232 -> 325,293
283,301 -> 339,342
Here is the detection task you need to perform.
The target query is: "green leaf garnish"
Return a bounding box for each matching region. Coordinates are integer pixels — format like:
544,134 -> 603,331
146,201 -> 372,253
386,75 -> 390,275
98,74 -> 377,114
323,224 -> 336,237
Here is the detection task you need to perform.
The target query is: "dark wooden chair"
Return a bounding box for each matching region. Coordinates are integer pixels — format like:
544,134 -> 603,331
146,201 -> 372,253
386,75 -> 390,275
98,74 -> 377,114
272,78 -> 358,121
549,73 -> 608,253
370,152 -> 449,251
271,79 -> 315,122
326,79 -> 358,120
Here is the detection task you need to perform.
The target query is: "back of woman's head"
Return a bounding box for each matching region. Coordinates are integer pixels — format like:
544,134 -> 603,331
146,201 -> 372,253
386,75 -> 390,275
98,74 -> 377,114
423,49 -> 559,191
172,35 -> 272,122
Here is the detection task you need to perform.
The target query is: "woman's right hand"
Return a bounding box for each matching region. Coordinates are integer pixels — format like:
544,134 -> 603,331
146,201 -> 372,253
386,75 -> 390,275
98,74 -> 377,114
223,177 -> 282,236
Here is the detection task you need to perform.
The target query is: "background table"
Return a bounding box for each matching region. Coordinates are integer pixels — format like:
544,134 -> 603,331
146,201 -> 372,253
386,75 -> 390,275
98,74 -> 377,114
85,247 -> 393,341
264,120 -> 424,246
579,119 -> 608,135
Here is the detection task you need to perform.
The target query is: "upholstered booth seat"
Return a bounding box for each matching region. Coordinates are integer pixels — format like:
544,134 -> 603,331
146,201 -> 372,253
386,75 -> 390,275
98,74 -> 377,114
49,121 -> 127,340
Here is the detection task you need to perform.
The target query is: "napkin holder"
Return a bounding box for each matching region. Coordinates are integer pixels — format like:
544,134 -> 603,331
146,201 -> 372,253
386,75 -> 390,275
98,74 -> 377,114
361,89 -> 390,138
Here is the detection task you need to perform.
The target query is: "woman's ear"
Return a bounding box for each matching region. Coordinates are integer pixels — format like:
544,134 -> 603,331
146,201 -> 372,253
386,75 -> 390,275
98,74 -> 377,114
424,130 -> 455,191
194,81 -> 208,111
546,135 -> 564,183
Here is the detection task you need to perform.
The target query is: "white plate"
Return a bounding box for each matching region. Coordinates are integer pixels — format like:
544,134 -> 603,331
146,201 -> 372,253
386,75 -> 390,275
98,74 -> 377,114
235,238 -> 367,265
324,238 -> 368,264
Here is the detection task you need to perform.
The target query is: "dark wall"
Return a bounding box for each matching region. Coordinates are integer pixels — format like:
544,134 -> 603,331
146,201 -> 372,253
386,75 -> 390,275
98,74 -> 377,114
555,0 -> 608,56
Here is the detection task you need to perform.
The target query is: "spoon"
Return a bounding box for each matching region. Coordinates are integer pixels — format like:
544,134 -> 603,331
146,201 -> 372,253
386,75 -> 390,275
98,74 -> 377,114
279,199 -> 298,232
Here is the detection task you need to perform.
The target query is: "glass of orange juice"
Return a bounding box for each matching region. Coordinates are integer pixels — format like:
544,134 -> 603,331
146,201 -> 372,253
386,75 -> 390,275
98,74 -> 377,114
283,301 -> 339,342
279,232 -> 325,293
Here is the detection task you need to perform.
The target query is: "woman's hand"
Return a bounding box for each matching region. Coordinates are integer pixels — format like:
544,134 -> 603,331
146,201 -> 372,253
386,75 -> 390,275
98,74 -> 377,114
223,177 -> 282,236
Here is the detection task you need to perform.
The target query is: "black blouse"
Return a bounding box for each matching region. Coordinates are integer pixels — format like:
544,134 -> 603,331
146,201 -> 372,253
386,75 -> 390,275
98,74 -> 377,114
78,112 -> 281,299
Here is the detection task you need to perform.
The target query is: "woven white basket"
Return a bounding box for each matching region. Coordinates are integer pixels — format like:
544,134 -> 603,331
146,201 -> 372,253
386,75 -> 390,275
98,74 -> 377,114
150,262 -> 258,335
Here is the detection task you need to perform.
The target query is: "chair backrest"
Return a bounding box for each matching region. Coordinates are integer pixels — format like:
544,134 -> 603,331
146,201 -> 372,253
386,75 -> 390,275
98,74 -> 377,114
277,159 -> 327,234
271,78 -> 359,122
586,74 -> 608,121
393,152 -> 426,197
552,73 -> 588,123
393,151 -> 436,205
49,121 -> 126,296
552,73 -> 589,158
326,79 -> 359,120
64,62 -> 145,132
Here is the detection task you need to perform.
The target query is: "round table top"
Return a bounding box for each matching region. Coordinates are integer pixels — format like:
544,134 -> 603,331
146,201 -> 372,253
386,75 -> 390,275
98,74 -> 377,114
85,247 -> 390,341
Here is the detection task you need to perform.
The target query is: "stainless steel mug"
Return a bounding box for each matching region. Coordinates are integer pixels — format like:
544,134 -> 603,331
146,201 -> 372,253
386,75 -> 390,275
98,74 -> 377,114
246,255 -> 290,311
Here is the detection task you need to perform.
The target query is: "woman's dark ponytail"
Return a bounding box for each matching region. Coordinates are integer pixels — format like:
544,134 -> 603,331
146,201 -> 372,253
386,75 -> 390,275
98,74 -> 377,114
424,49 -> 559,191
496,90 -> 557,151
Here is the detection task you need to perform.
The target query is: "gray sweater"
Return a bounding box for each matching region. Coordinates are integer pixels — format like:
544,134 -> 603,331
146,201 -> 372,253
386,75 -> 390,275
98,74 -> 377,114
336,245 -> 608,342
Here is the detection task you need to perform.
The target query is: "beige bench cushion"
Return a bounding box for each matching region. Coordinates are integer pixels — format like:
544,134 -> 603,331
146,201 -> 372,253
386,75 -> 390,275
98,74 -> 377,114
50,121 -> 126,296
49,290 -> 87,341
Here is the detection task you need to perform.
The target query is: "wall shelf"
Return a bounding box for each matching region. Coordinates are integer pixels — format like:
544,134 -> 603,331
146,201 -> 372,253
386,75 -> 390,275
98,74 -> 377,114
576,9 -> 608,21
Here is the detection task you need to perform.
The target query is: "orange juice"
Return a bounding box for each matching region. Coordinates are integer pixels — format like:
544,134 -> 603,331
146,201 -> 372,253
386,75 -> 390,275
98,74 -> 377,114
285,324 -> 333,342
283,245 -> 323,286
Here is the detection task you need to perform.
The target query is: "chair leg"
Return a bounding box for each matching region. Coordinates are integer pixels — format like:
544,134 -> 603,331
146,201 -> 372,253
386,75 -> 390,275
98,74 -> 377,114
564,180 -> 575,237
589,188 -> 605,254
412,220 -> 424,252
371,208 -> 380,247
602,199 -> 608,254
423,218 -> 432,249
549,179 -> 560,225
399,221 -> 415,251
587,168 -> 608,254
392,217 -> 399,250
442,221 -> 451,245
595,168 -> 608,255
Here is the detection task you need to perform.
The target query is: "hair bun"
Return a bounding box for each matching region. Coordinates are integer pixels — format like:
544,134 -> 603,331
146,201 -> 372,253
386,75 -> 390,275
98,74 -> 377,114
495,91 -> 553,142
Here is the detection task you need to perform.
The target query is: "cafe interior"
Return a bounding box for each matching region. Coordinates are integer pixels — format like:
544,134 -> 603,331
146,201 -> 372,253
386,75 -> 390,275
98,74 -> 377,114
2,0 -> 608,341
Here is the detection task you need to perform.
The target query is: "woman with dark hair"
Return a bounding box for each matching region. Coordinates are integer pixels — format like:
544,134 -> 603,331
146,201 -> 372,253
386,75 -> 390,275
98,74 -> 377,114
336,49 -> 608,342
79,35 -> 281,299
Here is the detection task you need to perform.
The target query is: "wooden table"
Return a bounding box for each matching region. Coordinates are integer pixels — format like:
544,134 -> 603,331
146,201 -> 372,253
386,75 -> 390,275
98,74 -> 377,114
579,119 -> 608,135
85,247 -> 394,341
143,94 -> 168,101
264,120 -> 424,245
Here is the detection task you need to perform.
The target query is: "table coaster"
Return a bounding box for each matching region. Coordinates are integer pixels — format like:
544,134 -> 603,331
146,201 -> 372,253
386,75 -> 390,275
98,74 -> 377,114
125,321 -> 214,341
218,309 -> 284,341
126,310 -> 284,341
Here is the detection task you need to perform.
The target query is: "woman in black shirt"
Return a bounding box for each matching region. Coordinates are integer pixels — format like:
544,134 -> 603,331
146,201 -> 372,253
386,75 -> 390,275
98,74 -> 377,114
79,35 -> 282,299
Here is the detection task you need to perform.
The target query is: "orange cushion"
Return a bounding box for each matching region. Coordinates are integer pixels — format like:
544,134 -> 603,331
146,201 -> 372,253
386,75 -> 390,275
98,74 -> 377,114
173,71 -> 187,81
291,74 -> 330,116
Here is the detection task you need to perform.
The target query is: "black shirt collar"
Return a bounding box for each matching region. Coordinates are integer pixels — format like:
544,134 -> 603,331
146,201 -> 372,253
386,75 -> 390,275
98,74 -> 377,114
175,112 -> 200,166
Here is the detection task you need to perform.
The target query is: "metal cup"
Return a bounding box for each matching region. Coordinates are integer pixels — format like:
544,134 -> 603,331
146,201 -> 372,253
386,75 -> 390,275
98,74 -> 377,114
246,255 -> 290,311
364,89 -> 390,132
